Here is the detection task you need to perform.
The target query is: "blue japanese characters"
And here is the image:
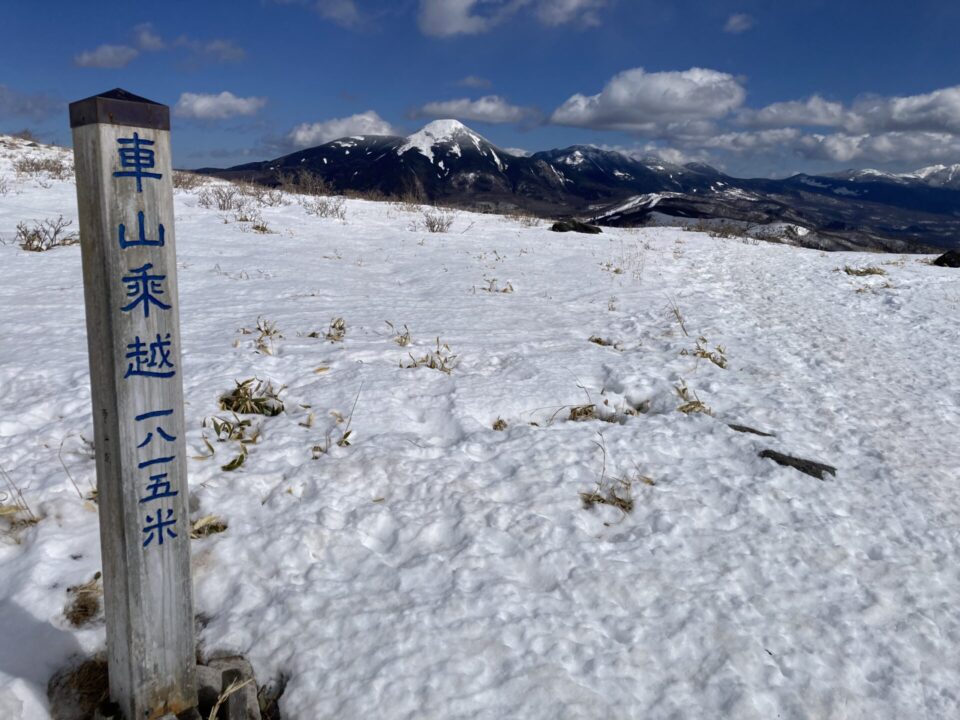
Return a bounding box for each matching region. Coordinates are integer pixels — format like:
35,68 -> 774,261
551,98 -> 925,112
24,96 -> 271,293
113,133 -> 179,548
113,132 -> 162,192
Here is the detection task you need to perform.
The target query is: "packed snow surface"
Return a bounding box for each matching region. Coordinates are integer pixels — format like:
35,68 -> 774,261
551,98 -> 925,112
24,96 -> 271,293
1,137 -> 960,719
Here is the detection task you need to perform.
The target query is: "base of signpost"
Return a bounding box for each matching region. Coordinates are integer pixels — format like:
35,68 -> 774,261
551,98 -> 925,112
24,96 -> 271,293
84,657 -> 262,720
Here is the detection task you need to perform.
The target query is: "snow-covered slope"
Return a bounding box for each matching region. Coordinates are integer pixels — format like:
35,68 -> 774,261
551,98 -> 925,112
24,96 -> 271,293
2,137 -> 960,719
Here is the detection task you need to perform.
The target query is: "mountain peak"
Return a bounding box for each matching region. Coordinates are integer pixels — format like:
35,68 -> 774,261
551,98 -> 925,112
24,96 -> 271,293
398,119 -> 492,164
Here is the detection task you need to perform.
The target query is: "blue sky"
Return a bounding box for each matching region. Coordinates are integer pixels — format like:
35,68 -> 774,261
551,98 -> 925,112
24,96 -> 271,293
3,0 -> 960,177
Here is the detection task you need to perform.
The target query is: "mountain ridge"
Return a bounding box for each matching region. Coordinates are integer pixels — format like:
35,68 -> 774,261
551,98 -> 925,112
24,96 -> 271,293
201,119 -> 960,252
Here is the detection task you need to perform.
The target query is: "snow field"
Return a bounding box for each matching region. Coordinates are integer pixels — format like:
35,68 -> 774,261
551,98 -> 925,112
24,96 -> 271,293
1,137 -> 960,718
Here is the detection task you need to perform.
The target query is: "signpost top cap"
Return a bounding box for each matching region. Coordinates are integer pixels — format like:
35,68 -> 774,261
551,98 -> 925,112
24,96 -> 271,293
70,88 -> 170,131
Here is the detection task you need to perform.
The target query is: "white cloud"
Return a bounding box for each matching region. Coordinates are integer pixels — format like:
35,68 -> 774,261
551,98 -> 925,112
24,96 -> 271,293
417,96 -> 538,124
418,0 -> 505,36
739,95 -> 845,128
135,23 -> 165,51
174,92 -> 267,120
700,128 -> 803,153
551,67 -> 746,132
797,131 -> 960,165
536,0 -> 607,27
848,86 -> 960,135
724,13 -> 754,34
74,44 -> 139,69
287,111 -> 398,147
457,75 -> 493,89
599,142 -> 714,166
417,0 -> 603,37
743,86 -> 960,136
174,37 -> 246,62
316,0 -> 361,26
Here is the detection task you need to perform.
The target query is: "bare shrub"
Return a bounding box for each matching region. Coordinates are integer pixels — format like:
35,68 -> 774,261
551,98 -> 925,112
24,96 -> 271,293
13,155 -> 72,181
302,196 -> 346,220
239,181 -> 287,207
279,169 -> 329,196
421,209 -> 455,233
0,176 -> 9,196
198,185 -> 243,211
507,210 -> 541,227
172,170 -> 206,191
16,216 -> 79,251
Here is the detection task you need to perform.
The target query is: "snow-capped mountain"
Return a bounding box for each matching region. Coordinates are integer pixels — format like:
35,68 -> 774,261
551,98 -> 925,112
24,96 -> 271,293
204,120 -> 960,251
212,120 -> 721,215
832,164 -> 960,190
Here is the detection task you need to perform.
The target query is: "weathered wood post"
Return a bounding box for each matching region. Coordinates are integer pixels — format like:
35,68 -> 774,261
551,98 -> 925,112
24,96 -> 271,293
70,89 -> 197,719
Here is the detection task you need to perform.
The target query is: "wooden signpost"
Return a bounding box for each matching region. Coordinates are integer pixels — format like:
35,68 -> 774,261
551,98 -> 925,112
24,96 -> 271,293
70,89 -> 197,719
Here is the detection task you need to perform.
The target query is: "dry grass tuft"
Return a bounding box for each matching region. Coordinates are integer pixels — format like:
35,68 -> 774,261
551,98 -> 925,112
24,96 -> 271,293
579,435 -> 635,515
681,336 -> 728,368
1,462 -> 39,537
47,655 -> 110,717
675,381 -> 712,415
191,514 -> 228,539
65,572 -> 102,627
219,378 -> 285,416
843,265 -> 887,277
568,404 -> 598,422
402,338 -> 458,373
324,317 -> 347,342
588,335 -> 623,350
492,417 -> 508,431
386,321 -> 412,346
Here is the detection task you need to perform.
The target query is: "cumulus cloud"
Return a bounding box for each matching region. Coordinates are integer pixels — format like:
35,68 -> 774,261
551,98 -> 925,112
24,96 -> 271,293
287,111 -> 399,147
724,13 -> 754,34
174,92 -> 267,120
416,96 -> 539,124
598,142 -> 715,166
848,86 -> 960,135
551,67 -> 746,132
739,95 -> 846,128
743,86 -> 960,136
74,44 -> 139,68
797,131 -> 960,165
536,0 -> 607,26
699,128 -> 804,153
549,67 -> 960,171
0,85 -> 61,120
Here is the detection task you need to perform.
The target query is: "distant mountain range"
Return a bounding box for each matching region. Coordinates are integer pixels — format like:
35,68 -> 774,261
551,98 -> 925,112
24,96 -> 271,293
201,119 -> 960,252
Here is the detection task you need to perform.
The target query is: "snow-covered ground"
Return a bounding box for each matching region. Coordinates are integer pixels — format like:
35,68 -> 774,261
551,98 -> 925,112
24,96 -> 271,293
2,136 -> 960,719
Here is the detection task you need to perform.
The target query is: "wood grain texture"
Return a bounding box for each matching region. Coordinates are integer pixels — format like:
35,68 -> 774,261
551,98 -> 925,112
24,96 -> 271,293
72,121 -> 197,720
